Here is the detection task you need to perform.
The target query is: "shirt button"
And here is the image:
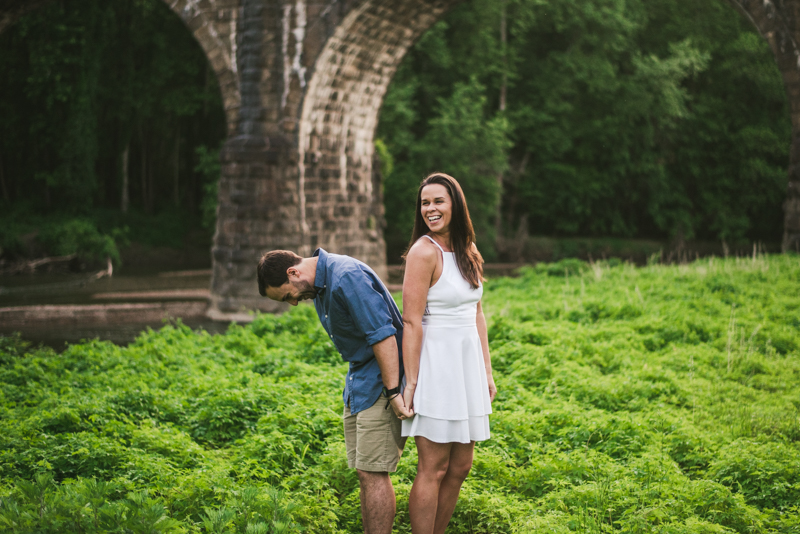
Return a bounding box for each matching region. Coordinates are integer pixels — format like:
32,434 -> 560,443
350,376 -> 353,380
325,315 -> 327,318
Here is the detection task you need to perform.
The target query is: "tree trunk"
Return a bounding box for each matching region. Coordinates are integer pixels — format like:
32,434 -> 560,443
121,143 -> 130,213
203,64 -> 210,119
187,121 -> 196,208
0,153 -> 9,203
509,151 -> 530,232
499,0 -> 507,114
147,141 -> 155,214
140,126 -> 148,213
495,0 -> 508,241
173,125 -> 180,206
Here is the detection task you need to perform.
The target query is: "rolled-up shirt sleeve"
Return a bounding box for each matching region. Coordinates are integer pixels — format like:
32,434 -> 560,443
335,271 -> 397,346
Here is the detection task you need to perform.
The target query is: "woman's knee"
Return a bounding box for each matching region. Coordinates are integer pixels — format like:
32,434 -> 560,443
446,455 -> 473,481
418,458 -> 450,484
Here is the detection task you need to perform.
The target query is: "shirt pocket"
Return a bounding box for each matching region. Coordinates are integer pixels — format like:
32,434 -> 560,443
331,302 -> 356,335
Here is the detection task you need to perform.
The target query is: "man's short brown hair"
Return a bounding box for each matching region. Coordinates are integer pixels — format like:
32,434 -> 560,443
257,250 -> 303,296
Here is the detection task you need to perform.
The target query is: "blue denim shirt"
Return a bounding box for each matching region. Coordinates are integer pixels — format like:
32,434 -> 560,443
312,248 -> 404,414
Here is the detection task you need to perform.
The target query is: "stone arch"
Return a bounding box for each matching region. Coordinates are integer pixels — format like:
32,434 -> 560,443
3,0 -> 800,317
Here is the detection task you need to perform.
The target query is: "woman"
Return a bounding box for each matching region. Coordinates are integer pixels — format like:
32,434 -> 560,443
401,172 -> 497,533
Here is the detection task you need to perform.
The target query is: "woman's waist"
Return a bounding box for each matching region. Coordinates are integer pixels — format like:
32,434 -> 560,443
421,314 -> 477,327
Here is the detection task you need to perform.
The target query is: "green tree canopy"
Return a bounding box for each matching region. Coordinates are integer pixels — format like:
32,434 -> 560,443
378,0 -> 790,261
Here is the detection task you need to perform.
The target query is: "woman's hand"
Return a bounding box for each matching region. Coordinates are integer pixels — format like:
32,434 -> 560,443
487,374 -> 497,402
403,383 -> 415,413
389,394 -> 414,420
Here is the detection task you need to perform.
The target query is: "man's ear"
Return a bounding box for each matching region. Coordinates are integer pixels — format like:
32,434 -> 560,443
286,266 -> 300,280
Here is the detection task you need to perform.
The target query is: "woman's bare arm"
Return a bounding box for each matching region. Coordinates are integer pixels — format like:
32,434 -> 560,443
476,299 -> 497,402
401,240 -> 438,410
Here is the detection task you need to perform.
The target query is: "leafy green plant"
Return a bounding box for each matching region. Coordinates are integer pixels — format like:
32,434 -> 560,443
708,440 -> 800,511
37,218 -> 122,265
1,255 -> 798,532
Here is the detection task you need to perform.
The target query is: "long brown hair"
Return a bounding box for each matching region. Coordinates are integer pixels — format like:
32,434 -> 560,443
403,173 -> 484,288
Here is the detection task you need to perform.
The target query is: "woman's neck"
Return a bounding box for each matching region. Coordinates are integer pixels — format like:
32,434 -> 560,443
428,231 -> 452,252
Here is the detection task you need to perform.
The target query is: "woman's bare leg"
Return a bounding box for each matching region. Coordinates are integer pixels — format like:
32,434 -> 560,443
409,438 -> 475,534
409,437 -> 452,534
432,441 -> 474,534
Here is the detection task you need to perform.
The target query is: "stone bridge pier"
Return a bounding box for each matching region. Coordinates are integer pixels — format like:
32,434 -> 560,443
2,0 -> 800,317
205,0 -> 460,317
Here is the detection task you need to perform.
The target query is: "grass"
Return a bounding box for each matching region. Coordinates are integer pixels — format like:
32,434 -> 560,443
0,254 -> 799,533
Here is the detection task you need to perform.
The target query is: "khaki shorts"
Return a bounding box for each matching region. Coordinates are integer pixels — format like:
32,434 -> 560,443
344,394 -> 406,472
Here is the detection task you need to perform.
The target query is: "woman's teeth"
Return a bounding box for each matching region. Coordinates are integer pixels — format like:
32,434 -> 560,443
428,215 -> 441,222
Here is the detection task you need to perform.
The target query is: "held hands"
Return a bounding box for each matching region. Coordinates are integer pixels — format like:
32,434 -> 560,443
389,391 -> 414,420
394,383 -> 415,421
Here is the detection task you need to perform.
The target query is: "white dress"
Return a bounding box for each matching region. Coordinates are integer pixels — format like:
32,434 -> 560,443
401,235 -> 492,443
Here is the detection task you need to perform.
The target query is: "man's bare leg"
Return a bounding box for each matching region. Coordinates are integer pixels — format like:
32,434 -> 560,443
357,469 -> 396,534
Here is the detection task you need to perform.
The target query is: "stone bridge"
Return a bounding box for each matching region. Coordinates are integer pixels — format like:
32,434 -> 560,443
2,0 -> 800,316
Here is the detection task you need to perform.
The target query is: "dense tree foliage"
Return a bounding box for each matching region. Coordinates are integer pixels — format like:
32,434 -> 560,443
0,0 -> 225,255
378,0 -> 791,261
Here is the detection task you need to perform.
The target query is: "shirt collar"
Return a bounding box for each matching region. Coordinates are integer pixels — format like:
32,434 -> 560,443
313,248 -> 328,293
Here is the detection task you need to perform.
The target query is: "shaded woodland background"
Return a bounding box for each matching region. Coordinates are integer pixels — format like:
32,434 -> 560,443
0,0 -> 225,267
377,0 -> 791,261
0,0 -> 791,267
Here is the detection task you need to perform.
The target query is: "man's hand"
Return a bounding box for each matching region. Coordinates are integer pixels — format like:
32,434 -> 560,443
389,393 -> 414,420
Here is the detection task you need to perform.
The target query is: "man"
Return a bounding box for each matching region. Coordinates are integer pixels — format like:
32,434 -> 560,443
257,248 -> 413,534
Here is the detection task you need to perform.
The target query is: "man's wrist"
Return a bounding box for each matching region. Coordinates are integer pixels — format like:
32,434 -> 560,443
383,386 -> 401,410
382,385 -> 401,397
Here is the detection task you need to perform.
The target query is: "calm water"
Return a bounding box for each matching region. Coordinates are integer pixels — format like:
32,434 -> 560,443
1,264 -> 524,350
0,270 -> 231,350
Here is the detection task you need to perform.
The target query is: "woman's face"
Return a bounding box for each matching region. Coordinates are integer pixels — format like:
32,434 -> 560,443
420,183 -> 453,233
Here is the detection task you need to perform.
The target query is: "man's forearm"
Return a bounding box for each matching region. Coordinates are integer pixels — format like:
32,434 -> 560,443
372,336 -> 400,389
373,335 -> 413,418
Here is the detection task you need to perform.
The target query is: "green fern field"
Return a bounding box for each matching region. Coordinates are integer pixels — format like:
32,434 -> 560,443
1,255 -> 799,533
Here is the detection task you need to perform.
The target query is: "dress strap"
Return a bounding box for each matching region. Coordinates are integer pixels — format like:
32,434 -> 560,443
421,234 -> 445,253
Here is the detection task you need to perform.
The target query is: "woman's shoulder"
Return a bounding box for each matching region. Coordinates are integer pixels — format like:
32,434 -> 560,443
406,236 -> 439,264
